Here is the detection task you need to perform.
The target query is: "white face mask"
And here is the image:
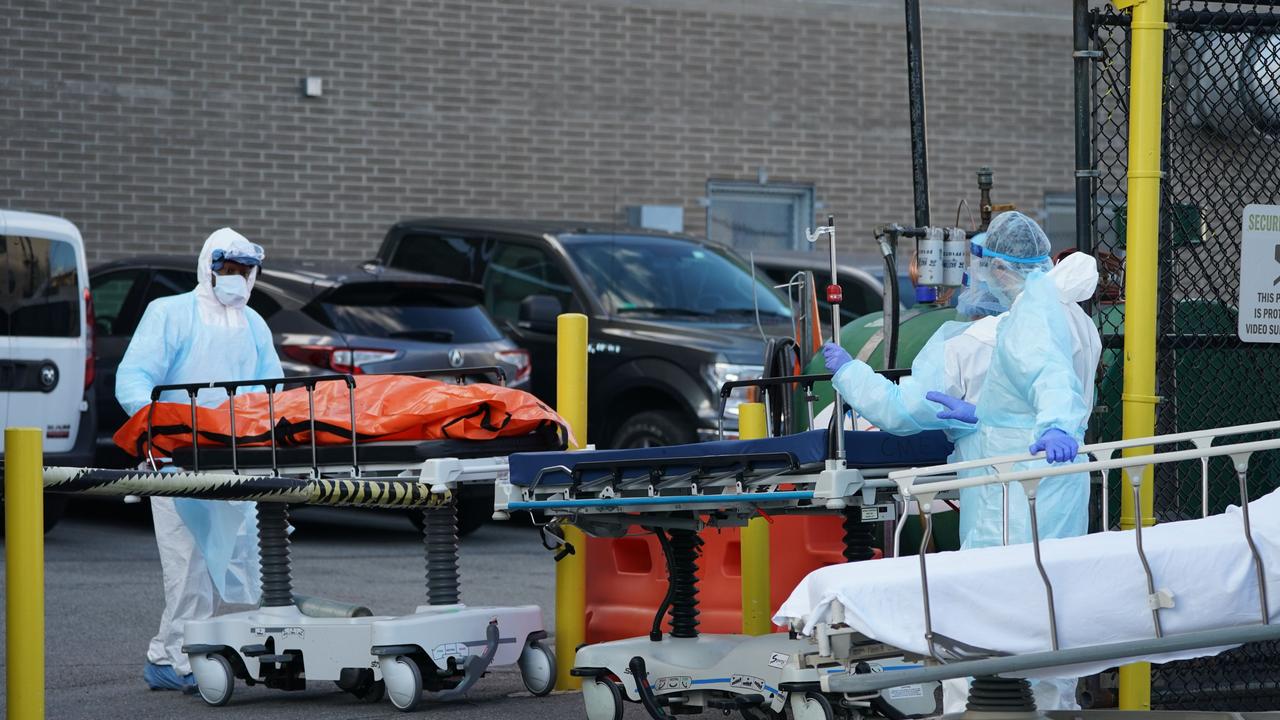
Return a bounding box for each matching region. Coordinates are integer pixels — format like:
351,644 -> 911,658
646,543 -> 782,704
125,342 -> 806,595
213,274 -> 251,308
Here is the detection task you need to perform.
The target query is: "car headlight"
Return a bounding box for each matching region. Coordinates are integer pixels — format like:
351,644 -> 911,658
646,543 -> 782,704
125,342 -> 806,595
704,362 -> 765,418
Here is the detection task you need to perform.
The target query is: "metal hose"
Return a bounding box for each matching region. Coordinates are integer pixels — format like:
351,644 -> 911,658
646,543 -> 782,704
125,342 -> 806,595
257,502 -> 293,607
423,503 -> 461,606
666,528 -> 703,638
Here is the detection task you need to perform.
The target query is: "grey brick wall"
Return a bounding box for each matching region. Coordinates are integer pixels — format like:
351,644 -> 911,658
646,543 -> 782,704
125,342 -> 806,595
1,0 -> 1073,265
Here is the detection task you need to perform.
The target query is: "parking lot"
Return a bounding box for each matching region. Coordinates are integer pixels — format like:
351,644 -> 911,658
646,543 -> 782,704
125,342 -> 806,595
0,502 -> 646,720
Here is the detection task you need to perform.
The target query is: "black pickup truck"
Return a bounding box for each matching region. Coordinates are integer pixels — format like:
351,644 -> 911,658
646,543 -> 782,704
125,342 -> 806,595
375,219 -> 796,447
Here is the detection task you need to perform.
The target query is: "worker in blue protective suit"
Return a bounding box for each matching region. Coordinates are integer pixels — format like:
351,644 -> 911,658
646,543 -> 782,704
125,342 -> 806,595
819,218 -> 1058,545
822,211 -> 1101,711
116,228 -> 281,692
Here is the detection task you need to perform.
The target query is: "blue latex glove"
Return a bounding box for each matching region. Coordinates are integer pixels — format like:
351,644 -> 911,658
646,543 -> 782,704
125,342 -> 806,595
822,343 -> 852,373
1030,428 -> 1079,464
925,391 -> 978,424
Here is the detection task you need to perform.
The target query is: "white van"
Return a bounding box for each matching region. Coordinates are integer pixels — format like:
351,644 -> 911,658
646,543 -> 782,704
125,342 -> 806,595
0,209 -> 96,532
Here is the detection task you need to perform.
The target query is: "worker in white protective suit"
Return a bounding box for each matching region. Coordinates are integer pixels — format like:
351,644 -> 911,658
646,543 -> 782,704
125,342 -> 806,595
821,211 -> 1102,711
116,228 -> 281,692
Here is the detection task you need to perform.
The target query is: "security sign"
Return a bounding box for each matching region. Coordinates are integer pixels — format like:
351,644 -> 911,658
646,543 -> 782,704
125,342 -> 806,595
1239,204 -> 1280,342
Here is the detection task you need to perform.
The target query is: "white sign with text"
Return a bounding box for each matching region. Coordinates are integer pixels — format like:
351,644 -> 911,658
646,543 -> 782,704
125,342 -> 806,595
1238,204 -> 1280,342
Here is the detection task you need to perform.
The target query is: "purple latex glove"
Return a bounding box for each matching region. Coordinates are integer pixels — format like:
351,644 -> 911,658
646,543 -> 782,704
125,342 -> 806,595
822,343 -> 852,373
1030,428 -> 1079,464
925,391 -> 978,424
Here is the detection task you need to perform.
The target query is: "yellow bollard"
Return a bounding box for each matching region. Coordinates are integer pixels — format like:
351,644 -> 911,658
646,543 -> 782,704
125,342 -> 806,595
554,313 -> 588,691
1115,0 -> 1164,709
738,403 -> 771,635
6,427 -> 45,720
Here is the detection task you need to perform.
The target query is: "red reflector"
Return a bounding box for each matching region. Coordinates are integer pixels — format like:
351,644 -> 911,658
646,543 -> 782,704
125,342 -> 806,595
84,287 -> 96,389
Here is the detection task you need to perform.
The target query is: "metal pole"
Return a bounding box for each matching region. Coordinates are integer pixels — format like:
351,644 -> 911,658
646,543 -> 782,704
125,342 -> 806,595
6,427 -> 45,720
904,0 -> 931,227
1117,0 -> 1165,709
739,403 -> 771,636
826,217 -> 846,462
554,313 -> 589,691
1074,0 -> 1097,258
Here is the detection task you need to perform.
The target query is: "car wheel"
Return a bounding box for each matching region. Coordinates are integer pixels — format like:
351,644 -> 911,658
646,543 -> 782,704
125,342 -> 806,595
610,410 -> 697,449
456,496 -> 491,537
43,495 -> 68,534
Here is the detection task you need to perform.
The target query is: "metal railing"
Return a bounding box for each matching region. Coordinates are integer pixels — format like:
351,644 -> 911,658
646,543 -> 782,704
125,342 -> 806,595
144,366 -> 506,477
881,423 -> 1280,675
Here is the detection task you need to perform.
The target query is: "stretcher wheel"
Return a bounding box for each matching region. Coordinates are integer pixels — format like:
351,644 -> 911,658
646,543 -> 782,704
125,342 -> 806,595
582,676 -> 624,720
192,653 -> 234,707
384,656 -> 423,712
788,690 -> 834,720
518,639 -> 556,697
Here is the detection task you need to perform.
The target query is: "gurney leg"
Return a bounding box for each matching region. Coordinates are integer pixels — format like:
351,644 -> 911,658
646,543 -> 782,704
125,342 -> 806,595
960,676 -> 1041,719
422,503 -> 461,606
665,528 -> 703,639
843,507 -> 877,562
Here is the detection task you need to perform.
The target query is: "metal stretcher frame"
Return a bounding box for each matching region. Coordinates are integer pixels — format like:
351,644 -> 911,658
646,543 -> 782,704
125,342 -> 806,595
143,366 -> 510,478
497,445 -> 929,521
815,423 -> 1280,696
889,417 -> 1280,535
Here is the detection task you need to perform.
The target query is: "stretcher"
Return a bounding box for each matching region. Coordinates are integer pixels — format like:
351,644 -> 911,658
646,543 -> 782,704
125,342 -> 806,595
109,368 -> 567,712
769,419 -> 1280,718
488,408 -> 956,720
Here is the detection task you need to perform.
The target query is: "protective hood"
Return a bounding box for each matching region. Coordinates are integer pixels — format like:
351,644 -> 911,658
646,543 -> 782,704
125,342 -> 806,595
1046,252 -> 1099,303
196,228 -> 261,327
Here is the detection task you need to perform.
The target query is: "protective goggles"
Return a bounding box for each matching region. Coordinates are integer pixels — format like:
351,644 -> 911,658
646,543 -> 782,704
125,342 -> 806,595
969,241 -> 1049,265
211,246 -> 264,271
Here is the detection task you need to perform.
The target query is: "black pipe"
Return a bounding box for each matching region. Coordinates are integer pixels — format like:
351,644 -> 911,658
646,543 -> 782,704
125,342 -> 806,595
1074,0 -> 1095,258
904,0 -> 930,227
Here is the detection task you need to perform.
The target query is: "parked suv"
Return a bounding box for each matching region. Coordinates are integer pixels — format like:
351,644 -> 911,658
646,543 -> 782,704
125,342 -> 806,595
749,250 -> 886,327
89,258 -> 527,535
376,219 -> 795,447
0,210 -> 97,533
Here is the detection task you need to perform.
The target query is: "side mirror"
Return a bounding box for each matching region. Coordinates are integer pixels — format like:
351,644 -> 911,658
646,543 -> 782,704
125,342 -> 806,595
518,294 -> 562,333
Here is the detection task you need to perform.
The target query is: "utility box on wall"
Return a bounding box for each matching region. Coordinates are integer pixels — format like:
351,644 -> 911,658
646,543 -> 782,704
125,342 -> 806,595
625,205 -> 684,233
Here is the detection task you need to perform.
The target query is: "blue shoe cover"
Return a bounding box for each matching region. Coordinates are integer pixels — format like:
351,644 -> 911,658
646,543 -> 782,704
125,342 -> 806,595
144,662 -> 197,692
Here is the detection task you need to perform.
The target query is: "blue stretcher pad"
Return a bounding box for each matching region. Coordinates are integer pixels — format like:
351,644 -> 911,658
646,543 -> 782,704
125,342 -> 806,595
508,429 -> 953,488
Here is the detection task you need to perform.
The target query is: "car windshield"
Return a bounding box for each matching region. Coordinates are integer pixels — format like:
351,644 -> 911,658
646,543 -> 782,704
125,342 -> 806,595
563,235 -> 791,320
305,283 -> 503,343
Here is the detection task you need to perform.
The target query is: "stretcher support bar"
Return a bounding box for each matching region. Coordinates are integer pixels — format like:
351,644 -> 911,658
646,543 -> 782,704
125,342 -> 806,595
825,623 -> 1280,695
507,490 -> 815,511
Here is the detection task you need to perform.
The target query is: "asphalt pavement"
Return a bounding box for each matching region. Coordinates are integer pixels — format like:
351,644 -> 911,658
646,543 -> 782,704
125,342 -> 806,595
0,500 -> 648,719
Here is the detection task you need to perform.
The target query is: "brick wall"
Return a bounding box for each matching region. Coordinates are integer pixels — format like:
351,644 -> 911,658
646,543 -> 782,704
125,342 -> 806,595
1,0 -> 1074,265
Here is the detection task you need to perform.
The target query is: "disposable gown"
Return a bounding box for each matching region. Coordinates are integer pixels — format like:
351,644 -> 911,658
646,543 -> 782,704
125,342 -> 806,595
965,252 -> 1102,549
116,230 -> 281,677
829,318 -> 1000,532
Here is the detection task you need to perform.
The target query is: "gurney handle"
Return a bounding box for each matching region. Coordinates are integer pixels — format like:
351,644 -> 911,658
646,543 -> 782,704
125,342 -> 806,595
889,417 -> 1280,482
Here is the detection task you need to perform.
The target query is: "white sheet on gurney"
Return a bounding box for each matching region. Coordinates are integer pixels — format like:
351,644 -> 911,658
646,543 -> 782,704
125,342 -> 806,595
774,489 -> 1280,679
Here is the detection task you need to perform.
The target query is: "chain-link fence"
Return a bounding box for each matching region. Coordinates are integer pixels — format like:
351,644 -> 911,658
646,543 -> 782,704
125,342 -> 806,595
1082,1 -> 1280,708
